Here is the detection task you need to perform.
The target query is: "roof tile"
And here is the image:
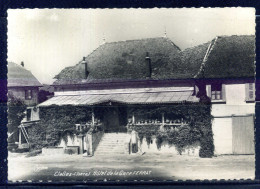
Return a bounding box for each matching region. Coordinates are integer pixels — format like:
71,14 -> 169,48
8,62 -> 42,87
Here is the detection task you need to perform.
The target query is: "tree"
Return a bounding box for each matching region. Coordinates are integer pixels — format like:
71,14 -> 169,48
38,86 -> 54,103
7,92 -> 27,142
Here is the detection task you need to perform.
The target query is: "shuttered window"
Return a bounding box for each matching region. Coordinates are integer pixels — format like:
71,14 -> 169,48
207,83 -> 226,101
245,83 -> 255,102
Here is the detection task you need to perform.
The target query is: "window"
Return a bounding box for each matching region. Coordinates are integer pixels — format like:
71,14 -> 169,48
211,84 -> 222,100
25,89 -> 32,100
246,83 -> 255,102
206,83 -> 226,102
26,108 -> 31,121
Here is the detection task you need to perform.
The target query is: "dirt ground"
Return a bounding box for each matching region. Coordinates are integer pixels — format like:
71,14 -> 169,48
8,152 -> 255,182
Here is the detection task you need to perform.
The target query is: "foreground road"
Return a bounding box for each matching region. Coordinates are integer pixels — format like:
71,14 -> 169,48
8,153 -> 254,182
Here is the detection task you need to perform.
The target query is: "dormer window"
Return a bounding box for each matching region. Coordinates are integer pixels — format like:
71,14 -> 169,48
25,89 -> 32,100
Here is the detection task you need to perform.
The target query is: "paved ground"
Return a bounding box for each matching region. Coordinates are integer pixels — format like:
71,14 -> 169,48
8,152 -> 255,182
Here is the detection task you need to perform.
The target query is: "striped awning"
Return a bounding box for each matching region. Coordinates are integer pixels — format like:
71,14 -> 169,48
39,87 -> 199,106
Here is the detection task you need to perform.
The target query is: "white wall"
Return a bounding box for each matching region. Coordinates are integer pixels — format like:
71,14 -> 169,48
211,83 -> 255,155
212,118 -> 233,154
211,84 -> 255,117
22,106 -> 40,122
30,107 -> 40,121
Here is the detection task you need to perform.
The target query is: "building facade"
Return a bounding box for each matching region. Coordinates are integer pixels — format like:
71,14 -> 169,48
39,35 -> 255,156
191,36 -> 255,155
210,82 -> 255,154
8,62 -> 42,148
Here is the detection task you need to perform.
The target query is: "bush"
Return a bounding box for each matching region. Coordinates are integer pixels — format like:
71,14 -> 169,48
155,131 -> 167,149
7,92 -> 27,142
129,103 -> 214,157
27,103 -> 214,158
27,105 -> 92,150
155,125 -> 201,155
128,124 -> 160,146
173,125 -> 193,154
199,132 -> 214,158
14,148 -> 29,153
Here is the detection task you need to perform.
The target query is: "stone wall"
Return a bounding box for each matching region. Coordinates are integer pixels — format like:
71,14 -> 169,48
92,131 -> 104,154
57,131 -> 104,156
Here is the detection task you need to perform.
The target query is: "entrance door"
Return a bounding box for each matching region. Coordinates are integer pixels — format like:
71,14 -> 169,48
103,107 -> 120,132
103,107 -> 127,132
232,115 -> 255,154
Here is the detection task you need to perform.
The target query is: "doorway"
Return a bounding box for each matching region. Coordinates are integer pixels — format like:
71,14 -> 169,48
103,106 -> 127,132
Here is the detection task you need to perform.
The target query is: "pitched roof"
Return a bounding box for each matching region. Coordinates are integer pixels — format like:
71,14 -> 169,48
196,35 -> 255,79
53,35 -> 255,86
53,37 -> 191,85
180,41 -> 211,78
8,62 -> 42,87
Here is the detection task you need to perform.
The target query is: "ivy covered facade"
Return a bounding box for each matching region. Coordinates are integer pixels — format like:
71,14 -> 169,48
36,78 -> 214,157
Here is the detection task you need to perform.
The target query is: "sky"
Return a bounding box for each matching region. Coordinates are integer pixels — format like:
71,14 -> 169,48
7,8 -> 255,84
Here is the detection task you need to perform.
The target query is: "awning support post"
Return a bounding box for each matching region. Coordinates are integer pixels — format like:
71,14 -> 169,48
162,113 -> 165,125
132,113 -> 135,124
19,128 -> 22,146
91,108 -> 95,126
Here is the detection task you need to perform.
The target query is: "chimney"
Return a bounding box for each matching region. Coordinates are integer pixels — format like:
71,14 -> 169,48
82,57 -> 89,79
21,61 -> 24,67
145,52 -> 152,78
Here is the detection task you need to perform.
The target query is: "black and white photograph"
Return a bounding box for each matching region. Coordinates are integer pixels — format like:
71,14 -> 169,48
7,8 -> 256,181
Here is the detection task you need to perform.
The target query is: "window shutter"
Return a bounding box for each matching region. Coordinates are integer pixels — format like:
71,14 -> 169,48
253,83 -> 256,100
206,85 -> 211,98
246,83 -> 255,101
249,83 -> 255,101
245,83 -> 249,101
222,84 -> 226,101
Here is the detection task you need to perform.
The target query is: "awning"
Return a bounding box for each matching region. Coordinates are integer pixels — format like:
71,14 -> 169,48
39,87 -> 199,106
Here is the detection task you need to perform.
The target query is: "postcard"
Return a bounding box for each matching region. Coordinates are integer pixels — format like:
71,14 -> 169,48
7,8 -> 255,182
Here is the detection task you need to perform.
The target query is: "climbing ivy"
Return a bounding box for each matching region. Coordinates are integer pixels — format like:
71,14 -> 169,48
127,103 -> 214,158
128,124 -> 161,146
7,92 -> 27,143
28,105 -> 92,150
28,103 -> 214,158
